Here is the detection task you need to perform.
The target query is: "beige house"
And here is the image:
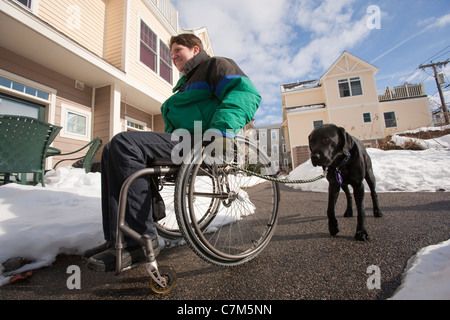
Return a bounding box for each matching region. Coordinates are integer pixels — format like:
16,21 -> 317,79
281,51 -> 432,169
0,0 -> 213,168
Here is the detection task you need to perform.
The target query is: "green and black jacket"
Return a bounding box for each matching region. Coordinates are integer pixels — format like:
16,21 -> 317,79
161,51 -> 261,136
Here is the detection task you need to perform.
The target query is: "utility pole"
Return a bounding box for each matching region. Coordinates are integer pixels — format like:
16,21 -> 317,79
419,60 -> 450,125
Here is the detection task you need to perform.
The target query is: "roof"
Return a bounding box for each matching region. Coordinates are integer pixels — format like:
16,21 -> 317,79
281,51 -> 379,93
285,104 -> 326,113
320,51 -> 379,80
281,80 -> 320,93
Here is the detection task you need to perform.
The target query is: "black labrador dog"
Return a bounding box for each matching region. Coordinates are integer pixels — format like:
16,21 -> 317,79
308,124 -> 382,241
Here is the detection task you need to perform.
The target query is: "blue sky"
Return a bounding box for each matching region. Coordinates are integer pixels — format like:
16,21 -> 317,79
171,0 -> 450,126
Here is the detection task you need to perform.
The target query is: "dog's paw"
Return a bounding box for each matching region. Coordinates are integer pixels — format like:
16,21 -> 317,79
374,209 -> 383,218
328,222 -> 340,236
343,209 -> 353,218
354,230 -> 369,241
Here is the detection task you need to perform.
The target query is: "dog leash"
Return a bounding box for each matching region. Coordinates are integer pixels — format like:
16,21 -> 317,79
219,158 -> 328,184
218,151 -> 328,184
214,136 -> 328,185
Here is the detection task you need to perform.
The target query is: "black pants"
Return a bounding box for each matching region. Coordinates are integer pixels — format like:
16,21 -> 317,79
101,131 -> 178,246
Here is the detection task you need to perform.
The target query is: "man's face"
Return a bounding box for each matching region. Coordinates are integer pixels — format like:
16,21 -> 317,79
171,43 -> 199,73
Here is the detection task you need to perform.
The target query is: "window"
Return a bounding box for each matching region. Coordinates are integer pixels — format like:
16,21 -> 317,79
273,161 -> 279,171
67,112 -> 87,136
313,120 -> 324,128
160,40 -> 173,84
140,21 -> 157,72
271,129 -> 278,140
61,104 -> 91,141
363,112 -> 372,123
14,0 -> 32,9
272,144 -> 279,155
384,111 -> 397,128
0,93 -> 45,121
140,20 -> 173,84
0,75 -> 49,100
126,117 -> 147,132
338,77 -> 363,98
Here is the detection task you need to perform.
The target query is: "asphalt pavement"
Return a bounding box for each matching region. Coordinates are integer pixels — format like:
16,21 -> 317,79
1,185 -> 449,303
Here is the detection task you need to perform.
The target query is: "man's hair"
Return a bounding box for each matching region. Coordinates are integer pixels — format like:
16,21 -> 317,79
169,33 -> 204,51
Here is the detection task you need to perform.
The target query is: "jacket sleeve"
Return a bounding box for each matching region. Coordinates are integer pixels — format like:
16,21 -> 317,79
209,58 -> 261,135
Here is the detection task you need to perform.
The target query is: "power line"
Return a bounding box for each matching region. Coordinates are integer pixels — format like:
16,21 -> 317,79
420,45 -> 450,65
397,45 -> 450,87
432,51 -> 450,62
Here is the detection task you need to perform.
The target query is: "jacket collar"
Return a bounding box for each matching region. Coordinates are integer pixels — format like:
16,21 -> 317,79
183,50 -> 211,75
173,51 -> 211,93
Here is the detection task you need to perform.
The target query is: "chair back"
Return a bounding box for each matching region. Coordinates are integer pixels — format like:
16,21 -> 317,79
82,137 -> 102,172
0,115 -> 61,175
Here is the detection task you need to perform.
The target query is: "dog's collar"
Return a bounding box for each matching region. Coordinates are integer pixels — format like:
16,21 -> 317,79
333,152 -> 351,170
332,152 -> 351,185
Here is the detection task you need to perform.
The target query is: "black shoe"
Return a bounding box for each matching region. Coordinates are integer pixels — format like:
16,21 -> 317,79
83,241 -> 112,259
87,239 -> 160,273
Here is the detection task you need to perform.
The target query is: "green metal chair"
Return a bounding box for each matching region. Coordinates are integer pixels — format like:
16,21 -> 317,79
0,115 -> 62,186
47,137 -> 102,173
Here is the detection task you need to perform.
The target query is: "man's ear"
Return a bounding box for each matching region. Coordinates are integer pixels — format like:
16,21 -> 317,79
193,45 -> 200,55
338,127 -> 354,156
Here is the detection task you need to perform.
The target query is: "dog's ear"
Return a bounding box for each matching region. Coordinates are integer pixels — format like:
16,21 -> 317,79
338,127 -> 354,155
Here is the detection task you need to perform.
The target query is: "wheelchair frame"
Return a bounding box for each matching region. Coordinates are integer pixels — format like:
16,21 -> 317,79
115,136 -> 280,294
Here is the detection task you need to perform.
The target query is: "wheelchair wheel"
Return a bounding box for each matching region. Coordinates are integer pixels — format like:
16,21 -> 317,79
149,265 -> 178,294
174,136 -> 280,266
155,175 -> 221,240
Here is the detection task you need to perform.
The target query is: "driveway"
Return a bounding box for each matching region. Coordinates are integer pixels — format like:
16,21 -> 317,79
1,185 -> 449,302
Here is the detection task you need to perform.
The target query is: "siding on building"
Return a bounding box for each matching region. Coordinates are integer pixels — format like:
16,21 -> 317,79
104,0 -> 126,70
38,0 -> 107,57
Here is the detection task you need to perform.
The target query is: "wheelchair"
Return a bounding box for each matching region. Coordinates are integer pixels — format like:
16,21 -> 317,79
115,135 -> 280,294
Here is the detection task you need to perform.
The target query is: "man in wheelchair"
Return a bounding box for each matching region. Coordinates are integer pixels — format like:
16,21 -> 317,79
84,34 -> 261,272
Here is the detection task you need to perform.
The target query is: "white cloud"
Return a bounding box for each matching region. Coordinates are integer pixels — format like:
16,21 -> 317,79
171,0 -> 381,125
295,0 -> 357,35
427,13 -> 450,29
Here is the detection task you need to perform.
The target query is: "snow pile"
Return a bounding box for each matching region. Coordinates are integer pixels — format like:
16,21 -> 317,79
390,239 -> 450,300
390,125 -> 450,150
0,168 -> 103,286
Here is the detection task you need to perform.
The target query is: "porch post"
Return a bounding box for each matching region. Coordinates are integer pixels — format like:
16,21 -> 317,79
110,83 -> 122,139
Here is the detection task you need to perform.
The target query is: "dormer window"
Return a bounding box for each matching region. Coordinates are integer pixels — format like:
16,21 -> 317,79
338,77 -> 363,98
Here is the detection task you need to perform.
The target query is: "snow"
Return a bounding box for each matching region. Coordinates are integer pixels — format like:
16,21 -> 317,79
390,239 -> 450,300
281,80 -> 320,92
287,148 -> 450,193
1,126 -> 449,300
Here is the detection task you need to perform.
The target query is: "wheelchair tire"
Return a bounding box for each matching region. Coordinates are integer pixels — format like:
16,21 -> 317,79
174,136 -> 280,267
155,176 -> 221,240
